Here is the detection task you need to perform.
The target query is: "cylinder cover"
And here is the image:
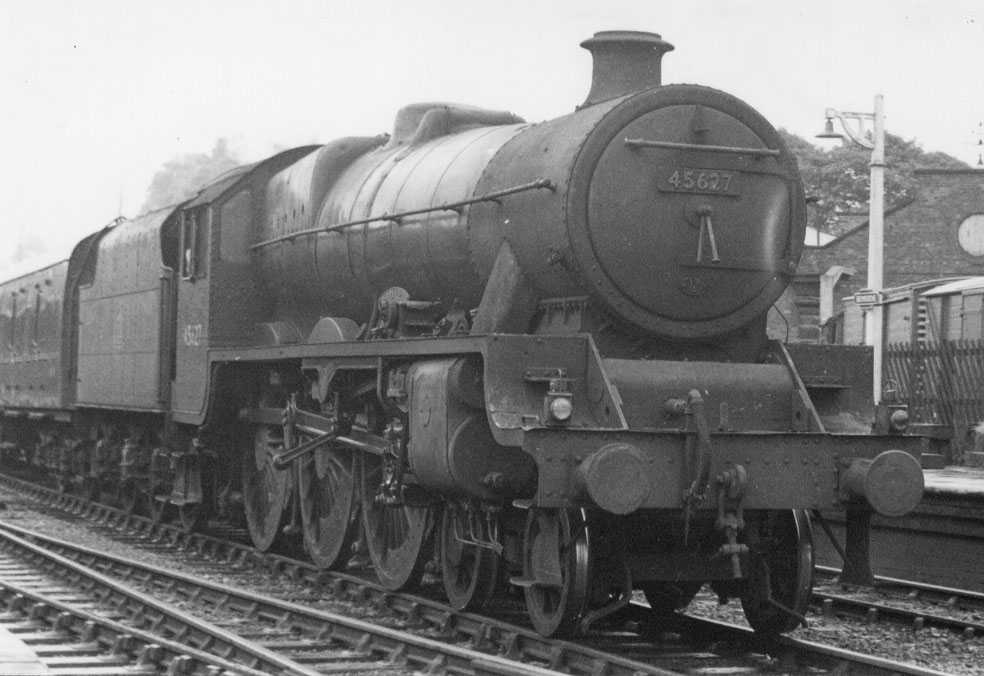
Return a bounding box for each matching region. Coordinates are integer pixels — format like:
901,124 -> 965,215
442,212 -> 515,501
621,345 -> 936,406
406,359 -> 536,499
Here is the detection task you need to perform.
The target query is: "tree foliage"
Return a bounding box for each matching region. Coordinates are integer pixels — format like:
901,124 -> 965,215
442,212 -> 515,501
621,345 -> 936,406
140,138 -> 240,214
778,129 -> 968,235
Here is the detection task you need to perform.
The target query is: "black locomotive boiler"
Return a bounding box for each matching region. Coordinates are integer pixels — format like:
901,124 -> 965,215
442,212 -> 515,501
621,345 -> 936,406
0,31 -> 927,637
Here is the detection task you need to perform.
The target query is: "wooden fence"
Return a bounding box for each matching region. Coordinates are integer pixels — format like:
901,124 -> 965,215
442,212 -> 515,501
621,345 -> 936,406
885,339 -> 984,435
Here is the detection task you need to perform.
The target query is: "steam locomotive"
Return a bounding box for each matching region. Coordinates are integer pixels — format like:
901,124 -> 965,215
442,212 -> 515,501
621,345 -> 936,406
0,31 -> 926,637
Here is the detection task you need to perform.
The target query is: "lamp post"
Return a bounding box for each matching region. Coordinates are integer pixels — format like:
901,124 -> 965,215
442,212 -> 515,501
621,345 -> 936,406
818,95 -> 886,405
818,97 -> 886,588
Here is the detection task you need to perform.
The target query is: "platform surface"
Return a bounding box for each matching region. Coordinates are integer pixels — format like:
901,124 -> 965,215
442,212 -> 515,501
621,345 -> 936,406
0,626 -> 49,674
924,465 -> 984,497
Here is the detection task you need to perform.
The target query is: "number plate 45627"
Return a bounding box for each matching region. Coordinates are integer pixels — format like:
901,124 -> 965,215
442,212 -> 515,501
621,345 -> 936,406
658,167 -> 740,196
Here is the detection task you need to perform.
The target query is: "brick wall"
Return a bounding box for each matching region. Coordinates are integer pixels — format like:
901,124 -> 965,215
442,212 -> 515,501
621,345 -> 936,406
770,169 -> 984,343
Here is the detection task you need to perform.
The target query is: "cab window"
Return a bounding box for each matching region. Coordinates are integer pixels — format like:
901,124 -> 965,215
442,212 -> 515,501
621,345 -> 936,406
180,208 -> 209,279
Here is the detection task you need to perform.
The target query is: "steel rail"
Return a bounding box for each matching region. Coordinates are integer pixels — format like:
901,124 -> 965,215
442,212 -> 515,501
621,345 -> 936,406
0,570 -> 267,675
814,565 -> 984,637
0,525 -> 324,675
0,518 -> 675,676
816,564 -> 984,607
5,522 -> 942,676
668,613 -> 955,676
812,589 -> 984,637
0,471 -> 965,676
0,519 -> 653,676
0,471 -> 683,676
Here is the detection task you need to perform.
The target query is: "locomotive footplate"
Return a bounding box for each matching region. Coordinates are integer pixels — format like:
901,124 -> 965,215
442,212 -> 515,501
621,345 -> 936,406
524,427 -> 925,517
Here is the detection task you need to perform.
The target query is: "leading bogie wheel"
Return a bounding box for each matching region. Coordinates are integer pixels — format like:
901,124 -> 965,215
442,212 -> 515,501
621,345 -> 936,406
740,509 -> 814,634
359,452 -> 433,590
522,508 -> 591,637
242,423 -> 293,551
440,503 -> 500,611
299,444 -> 358,569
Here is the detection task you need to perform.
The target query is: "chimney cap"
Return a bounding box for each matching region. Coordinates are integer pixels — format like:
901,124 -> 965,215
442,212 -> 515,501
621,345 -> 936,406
579,30 -> 675,107
580,30 -> 674,52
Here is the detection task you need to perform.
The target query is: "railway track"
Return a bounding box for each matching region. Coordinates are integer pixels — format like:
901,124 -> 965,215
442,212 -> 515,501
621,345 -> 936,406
0,470 -> 956,676
0,524 -> 568,676
0,581 -> 261,675
814,565 -> 984,637
0,540 -> 272,674
0,525 -> 424,675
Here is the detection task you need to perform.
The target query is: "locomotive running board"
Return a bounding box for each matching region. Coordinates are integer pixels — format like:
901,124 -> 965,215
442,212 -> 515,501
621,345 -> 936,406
206,333 -> 627,448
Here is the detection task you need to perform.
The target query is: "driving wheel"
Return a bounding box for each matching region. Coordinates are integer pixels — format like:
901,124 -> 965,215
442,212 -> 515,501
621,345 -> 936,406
299,443 -> 358,569
243,424 -> 293,551
359,452 -> 433,590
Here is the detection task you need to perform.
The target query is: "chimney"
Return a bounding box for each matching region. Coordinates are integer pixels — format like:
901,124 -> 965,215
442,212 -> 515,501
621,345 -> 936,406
580,31 -> 674,107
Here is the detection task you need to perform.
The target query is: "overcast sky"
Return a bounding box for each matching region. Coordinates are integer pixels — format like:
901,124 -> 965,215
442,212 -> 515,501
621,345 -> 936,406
2,0 -> 982,267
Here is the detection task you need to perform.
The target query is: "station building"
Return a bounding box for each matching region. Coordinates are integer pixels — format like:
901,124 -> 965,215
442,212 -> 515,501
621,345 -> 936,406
769,168 -> 984,344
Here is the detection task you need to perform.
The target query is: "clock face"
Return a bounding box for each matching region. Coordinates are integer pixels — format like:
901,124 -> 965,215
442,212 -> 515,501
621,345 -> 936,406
958,214 -> 984,256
